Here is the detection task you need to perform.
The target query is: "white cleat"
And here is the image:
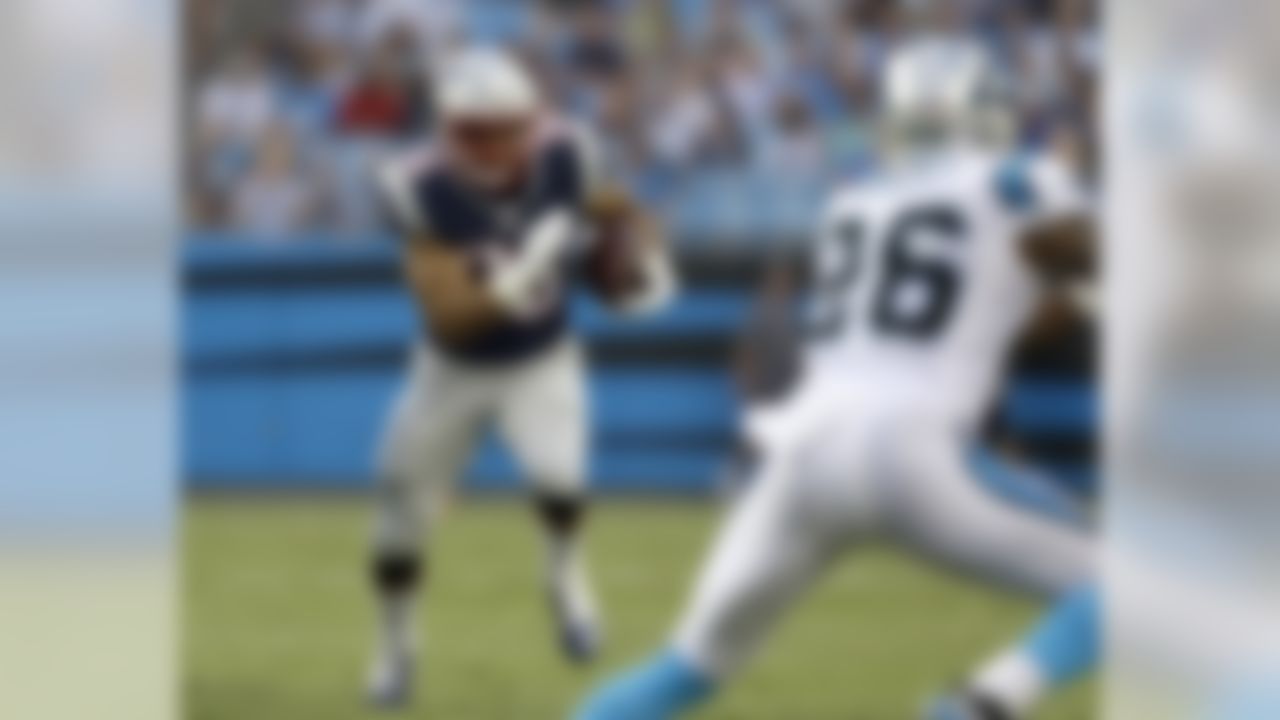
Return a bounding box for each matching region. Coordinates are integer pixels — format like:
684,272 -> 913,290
549,560 -> 603,664
365,647 -> 416,710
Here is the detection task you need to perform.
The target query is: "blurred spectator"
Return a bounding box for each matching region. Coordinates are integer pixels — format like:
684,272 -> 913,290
336,31 -> 425,138
763,94 -> 826,177
276,23 -> 351,140
831,0 -> 900,115
564,3 -> 628,78
229,121 -> 323,238
714,34 -> 778,163
1057,0 -> 1099,74
780,14 -> 846,125
195,44 -> 277,153
356,0 -> 461,61
592,73 -> 651,184
294,0 -> 362,52
187,0 -> 1099,241
649,60 -> 738,169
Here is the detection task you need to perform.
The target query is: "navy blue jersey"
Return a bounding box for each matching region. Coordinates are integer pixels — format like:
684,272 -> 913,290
380,121 -> 597,364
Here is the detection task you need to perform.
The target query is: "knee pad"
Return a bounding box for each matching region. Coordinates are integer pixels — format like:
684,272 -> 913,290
372,551 -> 423,592
535,493 -> 587,534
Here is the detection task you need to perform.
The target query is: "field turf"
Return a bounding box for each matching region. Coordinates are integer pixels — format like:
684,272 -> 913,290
186,497 -> 1092,719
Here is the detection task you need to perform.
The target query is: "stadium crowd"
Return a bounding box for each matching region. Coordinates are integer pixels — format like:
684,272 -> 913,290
186,0 -> 1097,240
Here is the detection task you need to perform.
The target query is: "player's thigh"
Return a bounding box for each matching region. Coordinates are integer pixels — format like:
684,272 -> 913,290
892,436 -> 1095,597
377,349 -> 484,492
674,456 -> 843,678
373,353 -> 486,548
497,340 -> 588,493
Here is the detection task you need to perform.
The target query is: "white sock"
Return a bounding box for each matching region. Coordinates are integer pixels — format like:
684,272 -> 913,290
546,532 -> 577,581
545,533 -> 598,623
971,649 -> 1046,716
378,590 -> 418,659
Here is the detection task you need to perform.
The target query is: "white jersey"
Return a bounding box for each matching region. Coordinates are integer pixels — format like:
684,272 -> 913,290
804,147 -> 1085,431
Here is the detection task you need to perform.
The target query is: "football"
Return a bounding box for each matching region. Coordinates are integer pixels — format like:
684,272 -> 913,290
583,207 -> 645,304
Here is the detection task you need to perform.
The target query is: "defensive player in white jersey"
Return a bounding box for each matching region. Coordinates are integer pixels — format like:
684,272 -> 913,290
366,47 -> 675,707
575,40 -> 1097,720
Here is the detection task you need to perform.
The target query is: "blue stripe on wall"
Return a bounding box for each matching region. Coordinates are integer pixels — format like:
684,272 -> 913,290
184,239 -> 1096,494
186,290 -> 751,362
185,370 -> 737,487
185,367 -> 1091,489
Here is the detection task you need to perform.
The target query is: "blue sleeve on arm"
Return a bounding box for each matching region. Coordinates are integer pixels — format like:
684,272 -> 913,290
994,155 -> 1040,215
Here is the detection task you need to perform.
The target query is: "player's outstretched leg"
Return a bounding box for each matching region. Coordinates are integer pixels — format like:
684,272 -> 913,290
365,468 -> 437,710
500,341 -> 600,662
891,437 -> 1095,718
365,474 -> 428,708
574,447 -> 837,719
536,492 -> 602,663
927,585 -> 1100,720
365,346 -> 479,707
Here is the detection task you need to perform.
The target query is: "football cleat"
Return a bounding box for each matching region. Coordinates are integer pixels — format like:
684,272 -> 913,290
365,647 -> 416,710
925,690 -> 1018,720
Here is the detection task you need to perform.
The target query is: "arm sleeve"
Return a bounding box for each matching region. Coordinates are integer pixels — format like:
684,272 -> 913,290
995,153 -> 1092,228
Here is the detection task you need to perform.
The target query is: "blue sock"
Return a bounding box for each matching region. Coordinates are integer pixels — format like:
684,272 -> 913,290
574,650 -> 715,720
1025,585 -> 1100,686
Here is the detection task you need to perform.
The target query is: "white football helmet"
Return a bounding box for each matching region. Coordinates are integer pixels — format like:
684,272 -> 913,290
433,46 -> 542,187
882,38 -> 1016,158
435,46 -> 540,120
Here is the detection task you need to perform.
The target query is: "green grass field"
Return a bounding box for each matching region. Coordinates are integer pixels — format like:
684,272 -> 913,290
186,497 -> 1092,719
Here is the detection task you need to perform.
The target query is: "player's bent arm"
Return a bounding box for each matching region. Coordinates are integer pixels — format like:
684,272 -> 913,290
611,212 -> 678,316
1021,215 -> 1095,284
1021,215 -> 1098,317
402,237 -> 506,345
570,121 -> 677,314
583,190 -> 678,315
1012,151 -> 1096,285
378,158 -> 504,342
402,206 -> 581,343
380,157 -> 577,339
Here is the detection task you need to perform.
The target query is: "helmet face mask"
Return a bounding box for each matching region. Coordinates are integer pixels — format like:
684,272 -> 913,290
443,114 -> 538,189
881,39 -> 1017,161
886,104 -> 954,153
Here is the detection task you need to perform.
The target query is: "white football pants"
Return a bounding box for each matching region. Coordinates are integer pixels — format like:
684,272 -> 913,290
674,372 -> 1095,678
372,339 -> 588,554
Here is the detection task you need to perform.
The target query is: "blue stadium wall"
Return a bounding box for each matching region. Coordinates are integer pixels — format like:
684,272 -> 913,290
185,234 -> 1097,494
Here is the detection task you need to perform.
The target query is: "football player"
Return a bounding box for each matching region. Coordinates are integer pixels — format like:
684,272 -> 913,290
367,46 -> 675,708
574,39 -> 1097,720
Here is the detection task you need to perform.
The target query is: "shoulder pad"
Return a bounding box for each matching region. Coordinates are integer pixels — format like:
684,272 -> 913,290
376,146 -> 437,234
